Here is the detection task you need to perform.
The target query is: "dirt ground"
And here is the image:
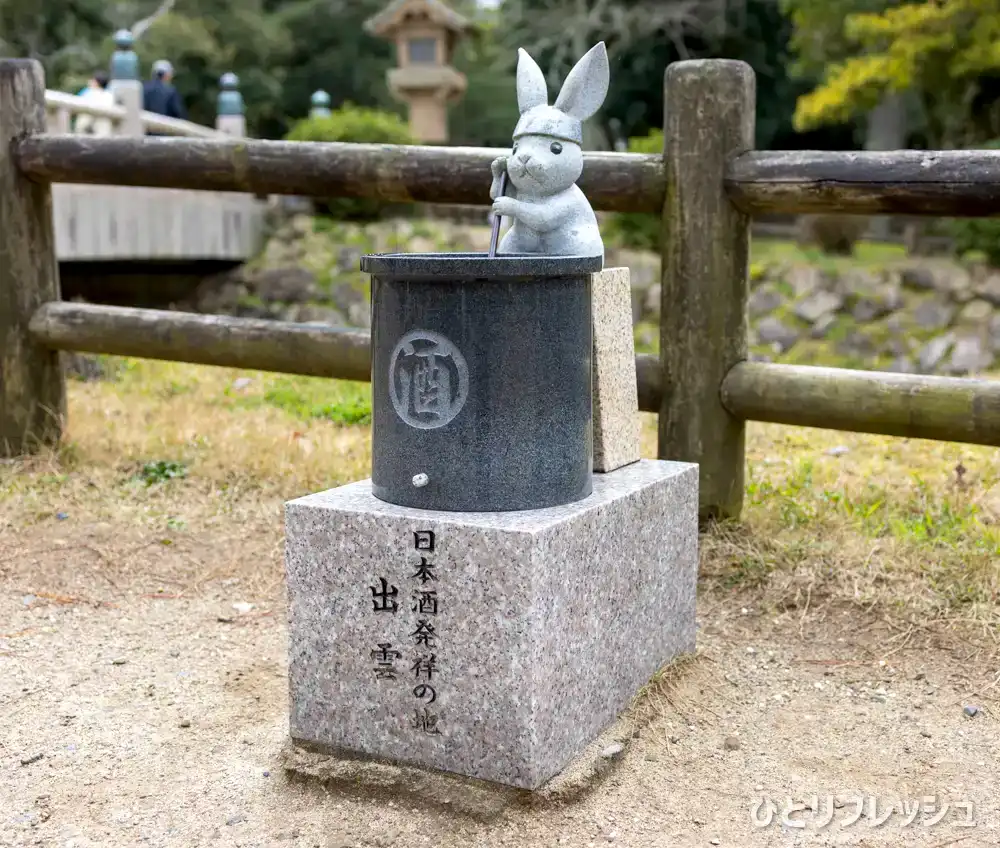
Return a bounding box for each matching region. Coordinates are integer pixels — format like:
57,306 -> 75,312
3,361 -> 999,847
3,521 -> 998,848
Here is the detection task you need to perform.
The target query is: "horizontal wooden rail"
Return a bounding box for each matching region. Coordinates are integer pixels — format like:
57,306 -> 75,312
141,113 -> 224,139
726,150 -> 1000,217
30,302 -> 665,410
30,303 -> 372,383
45,89 -> 126,121
30,302 -> 664,412
45,90 -> 224,138
14,136 -> 664,212
721,361 -> 1000,445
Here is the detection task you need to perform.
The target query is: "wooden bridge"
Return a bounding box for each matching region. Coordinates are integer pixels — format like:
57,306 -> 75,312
43,84 -> 267,266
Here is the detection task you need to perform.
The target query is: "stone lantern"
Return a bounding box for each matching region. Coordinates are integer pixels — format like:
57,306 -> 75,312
364,0 -> 472,143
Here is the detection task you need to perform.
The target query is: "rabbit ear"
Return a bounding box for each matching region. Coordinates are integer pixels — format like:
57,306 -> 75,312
553,41 -> 609,122
516,48 -> 548,114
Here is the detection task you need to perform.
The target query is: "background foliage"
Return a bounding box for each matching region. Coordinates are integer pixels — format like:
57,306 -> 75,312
4,0 -> 997,160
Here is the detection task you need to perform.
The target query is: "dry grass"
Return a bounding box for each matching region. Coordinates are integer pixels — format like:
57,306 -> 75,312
2,356 -> 999,629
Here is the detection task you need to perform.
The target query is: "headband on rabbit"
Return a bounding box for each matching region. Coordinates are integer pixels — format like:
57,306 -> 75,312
512,41 -> 610,145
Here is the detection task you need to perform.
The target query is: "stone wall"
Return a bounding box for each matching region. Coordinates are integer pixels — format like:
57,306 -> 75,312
181,215 -> 1000,378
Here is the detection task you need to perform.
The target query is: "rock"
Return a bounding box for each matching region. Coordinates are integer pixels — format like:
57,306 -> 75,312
913,299 -> 955,330
920,730 -> 932,738
958,298 -> 994,324
630,289 -> 645,326
963,705 -> 980,718
887,356 -> 918,374
918,333 -> 956,372
644,284 -> 661,322
20,753 -> 44,766
787,266 -> 826,297
851,284 -> 903,322
63,352 -> 117,383
948,336 -> 994,375
193,277 -> 249,315
825,445 -> 850,457
881,337 -> 908,358
748,285 -> 783,317
179,719 -> 192,728
756,316 -> 799,352
609,249 -> 659,289
933,265 -> 973,298
289,214 -> 313,238
601,742 -> 625,760
250,268 -> 317,304
454,225 -> 494,253
900,266 -> 936,291
111,657 -> 127,666
794,290 -> 843,323
809,313 -> 837,339
975,273 -> 1000,306
329,281 -> 367,314
723,736 -> 741,751
261,238 -> 301,267
347,301 -> 372,328
669,735 -> 680,744
336,246 -> 363,273
408,236 -> 438,254
294,305 -> 348,326
836,331 -> 876,359
226,814 -> 247,826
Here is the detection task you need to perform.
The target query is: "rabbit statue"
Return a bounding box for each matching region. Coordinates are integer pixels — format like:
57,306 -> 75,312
489,41 -> 610,261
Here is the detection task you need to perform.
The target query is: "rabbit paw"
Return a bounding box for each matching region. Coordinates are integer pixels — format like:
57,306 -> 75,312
489,156 -> 508,200
492,197 -> 518,218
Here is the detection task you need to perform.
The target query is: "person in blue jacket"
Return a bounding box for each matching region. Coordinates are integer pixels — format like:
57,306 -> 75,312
142,59 -> 186,123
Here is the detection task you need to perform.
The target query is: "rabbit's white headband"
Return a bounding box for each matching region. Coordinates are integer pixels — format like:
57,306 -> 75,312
513,105 -> 583,145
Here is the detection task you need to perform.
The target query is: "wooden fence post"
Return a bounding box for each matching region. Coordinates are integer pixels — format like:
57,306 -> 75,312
0,60 -> 65,456
659,59 -> 755,521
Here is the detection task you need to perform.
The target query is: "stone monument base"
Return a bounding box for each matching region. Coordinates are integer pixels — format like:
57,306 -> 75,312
284,459 -> 698,790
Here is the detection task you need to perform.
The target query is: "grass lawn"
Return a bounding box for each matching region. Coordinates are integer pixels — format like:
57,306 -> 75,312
3,356 -> 998,627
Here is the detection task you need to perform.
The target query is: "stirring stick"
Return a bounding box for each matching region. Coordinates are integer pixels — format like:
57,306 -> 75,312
488,171 -> 509,258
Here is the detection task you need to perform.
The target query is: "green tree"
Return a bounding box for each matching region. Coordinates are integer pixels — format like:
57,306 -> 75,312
269,0 -> 397,138
791,0 -> 1000,147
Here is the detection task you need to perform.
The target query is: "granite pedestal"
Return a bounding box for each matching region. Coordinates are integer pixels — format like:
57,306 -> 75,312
285,459 -> 698,790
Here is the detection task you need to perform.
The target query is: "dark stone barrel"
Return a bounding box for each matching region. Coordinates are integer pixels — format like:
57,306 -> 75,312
362,252 -> 601,512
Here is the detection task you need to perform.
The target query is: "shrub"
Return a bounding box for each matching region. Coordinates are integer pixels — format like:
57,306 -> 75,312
949,141 -> 1000,266
796,214 -> 868,256
604,129 -> 663,252
284,104 -> 414,221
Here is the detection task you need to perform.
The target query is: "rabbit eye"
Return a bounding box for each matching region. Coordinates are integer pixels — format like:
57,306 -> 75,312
550,142 -> 563,155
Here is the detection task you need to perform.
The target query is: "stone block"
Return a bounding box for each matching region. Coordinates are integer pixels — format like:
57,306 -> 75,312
592,267 -> 641,473
284,459 -> 698,790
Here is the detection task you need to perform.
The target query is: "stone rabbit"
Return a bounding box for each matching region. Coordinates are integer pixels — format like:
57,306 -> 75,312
489,41 -> 610,260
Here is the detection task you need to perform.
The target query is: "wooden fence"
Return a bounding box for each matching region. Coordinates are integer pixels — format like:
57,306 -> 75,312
3,57 -> 1000,521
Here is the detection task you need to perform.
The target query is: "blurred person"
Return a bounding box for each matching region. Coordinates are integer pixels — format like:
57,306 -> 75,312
143,59 -> 186,122
74,70 -> 115,136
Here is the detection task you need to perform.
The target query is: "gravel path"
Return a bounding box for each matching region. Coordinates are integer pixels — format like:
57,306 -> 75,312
3,539 -> 998,847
